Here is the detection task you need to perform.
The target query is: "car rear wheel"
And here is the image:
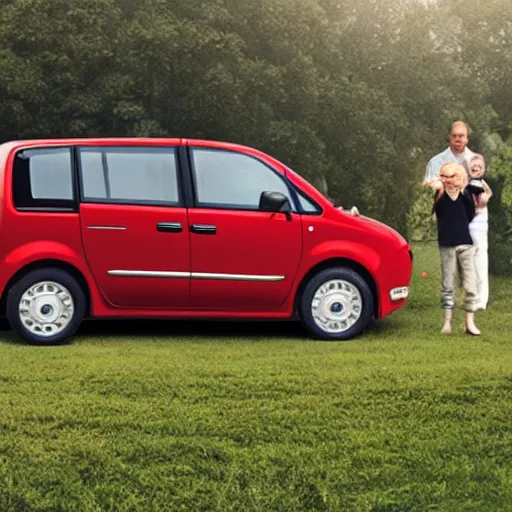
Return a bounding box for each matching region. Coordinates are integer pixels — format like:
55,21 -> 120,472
6,268 -> 86,345
299,267 -> 374,340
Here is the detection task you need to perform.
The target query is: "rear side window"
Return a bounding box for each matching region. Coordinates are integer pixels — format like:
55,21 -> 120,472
78,147 -> 179,205
13,147 -> 75,210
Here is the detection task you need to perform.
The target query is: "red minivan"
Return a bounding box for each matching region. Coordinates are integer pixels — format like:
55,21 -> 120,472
0,138 -> 412,345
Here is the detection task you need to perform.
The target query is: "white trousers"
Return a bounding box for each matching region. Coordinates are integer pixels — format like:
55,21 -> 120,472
470,230 -> 489,310
439,245 -> 478,311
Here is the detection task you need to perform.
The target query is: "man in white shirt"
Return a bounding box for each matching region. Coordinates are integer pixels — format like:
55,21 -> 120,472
424,121 -> 475,185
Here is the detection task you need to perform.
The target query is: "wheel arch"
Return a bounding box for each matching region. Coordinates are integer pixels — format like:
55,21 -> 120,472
294,258 -> 378,319
0,259 -> 91,317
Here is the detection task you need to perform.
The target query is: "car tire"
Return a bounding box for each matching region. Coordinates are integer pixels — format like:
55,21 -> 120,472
299,267 -> 374,341
6,268 -> 86,346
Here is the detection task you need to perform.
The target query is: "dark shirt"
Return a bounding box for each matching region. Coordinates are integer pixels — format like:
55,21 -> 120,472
434,190 -> 476,247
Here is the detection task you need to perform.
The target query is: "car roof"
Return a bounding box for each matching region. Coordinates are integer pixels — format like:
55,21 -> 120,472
0,137 -> 330,210
0,137 -> 288,182
0,137 -> 289,169
0,137 -> 255,151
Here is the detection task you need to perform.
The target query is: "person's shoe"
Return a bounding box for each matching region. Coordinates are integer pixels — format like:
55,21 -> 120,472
441,309 -> 453,334
465,311 -> 481,336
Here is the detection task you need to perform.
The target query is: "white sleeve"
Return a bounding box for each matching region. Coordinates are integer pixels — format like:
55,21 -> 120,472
424,158 -> 437,182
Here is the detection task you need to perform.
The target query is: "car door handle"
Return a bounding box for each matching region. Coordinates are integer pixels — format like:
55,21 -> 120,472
156,222 -> 183,233
190,224 -> 216,235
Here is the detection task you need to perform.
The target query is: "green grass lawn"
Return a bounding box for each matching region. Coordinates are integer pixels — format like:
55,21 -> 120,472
1,243 -> 511,511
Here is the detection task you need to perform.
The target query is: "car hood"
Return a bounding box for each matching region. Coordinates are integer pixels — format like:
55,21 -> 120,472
337,209 -> 409,248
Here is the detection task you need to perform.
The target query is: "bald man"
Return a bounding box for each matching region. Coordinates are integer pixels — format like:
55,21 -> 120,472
424,121 -> 475,185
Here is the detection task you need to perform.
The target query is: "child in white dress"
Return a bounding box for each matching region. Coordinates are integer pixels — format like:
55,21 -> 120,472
467,154 -> 492,310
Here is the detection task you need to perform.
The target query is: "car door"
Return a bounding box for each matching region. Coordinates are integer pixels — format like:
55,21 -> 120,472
78,144 -> 191,309
187,146 -> 303,312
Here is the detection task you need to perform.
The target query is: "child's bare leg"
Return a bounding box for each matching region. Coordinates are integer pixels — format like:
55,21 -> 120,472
441,309 -> 453,334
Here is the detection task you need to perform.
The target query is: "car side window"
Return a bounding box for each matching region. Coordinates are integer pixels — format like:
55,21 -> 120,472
191,148 -> 292,210
79,146 -> 179,205
13,147 -> 75,210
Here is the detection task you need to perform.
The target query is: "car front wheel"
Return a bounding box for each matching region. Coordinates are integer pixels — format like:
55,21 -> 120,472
299,267 -> 374,340
6,268 -> 86,346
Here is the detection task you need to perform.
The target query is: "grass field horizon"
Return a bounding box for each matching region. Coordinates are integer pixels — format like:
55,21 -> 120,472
1,242 -> 511,511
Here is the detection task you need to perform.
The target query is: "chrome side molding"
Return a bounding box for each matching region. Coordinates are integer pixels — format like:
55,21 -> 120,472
87,225 -> 127,231
107,270 -> 285,281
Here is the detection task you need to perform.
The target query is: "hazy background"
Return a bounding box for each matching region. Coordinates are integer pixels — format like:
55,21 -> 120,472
1,0 -> 511,271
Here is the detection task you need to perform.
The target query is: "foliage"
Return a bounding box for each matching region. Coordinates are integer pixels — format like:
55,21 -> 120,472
487,140 -> 512,275
0,0 -> 511,239
406,184 -> 438,242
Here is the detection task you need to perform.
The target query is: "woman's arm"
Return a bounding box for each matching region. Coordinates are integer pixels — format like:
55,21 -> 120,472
478,179 -> 493,207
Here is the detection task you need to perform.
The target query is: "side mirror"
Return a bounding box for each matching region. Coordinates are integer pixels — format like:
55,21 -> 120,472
259,191 -> 292,220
